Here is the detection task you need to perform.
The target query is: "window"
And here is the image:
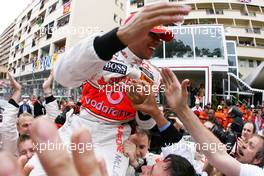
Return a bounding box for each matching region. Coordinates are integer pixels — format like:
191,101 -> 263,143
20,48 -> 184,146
120,2 -> 124,11
228,56 -> 236,66
257,60 -> 261,66
27,10 -> 32,20
245,28 -> 253,33
239,59 -> 247,67
240,11 -> 248,16
194,27 -> 224,59
62,0 -> 70,5
27,26 -> 31,33
49,2 -> 57,14
24,26 -> 27,33
215,9 -> 224,14
166,29 -> 194,58
248,12 -> 256,16
36,16 -> 44,26
45,21 -> 54,39
22,65 -> 25,71
57,14 -> 70,28
229,68 -> 237,76
206,9 -> 214,14
32,39 -> 36,47
40,0 -> 45,10
249,60 -> 254,67
226,42 -> 235,55
253,28 -> 261,34
113,14 -> 118,23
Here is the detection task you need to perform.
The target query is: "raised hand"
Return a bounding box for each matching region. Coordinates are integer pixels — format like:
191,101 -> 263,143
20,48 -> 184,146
0,152 -> 33,176
7,72 -> 22,103
123,139 -> 137,167
161,68 -> 190,113
126,79 -> 149,105
117,2 -> 191,45
42,71 -> 54,97
8,72 -> 22,92
126,79 -> 160,117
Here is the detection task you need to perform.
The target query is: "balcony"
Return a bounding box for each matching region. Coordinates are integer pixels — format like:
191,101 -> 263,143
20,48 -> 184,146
225,27 -> 264,38
236,45 -> 264,59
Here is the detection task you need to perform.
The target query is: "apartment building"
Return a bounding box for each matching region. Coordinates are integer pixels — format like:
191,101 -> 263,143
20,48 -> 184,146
0,22 -> 15,79
9,0 -> 127,96
131,0 -> 264,84
130,0 -> 264,104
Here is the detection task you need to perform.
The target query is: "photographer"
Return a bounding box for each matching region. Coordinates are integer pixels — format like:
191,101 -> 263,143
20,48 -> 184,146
204,106 -> 244,153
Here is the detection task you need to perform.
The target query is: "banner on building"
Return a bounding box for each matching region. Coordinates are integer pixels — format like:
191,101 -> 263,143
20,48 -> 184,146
63,2 -> 71,15
52,53 -> 58,65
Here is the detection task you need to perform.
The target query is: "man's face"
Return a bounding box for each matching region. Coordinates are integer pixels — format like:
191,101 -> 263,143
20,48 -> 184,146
135,134 -> 150,158
242,123 -> 254,141
236,136 -> 263,165
31,96 -> 37,104
129,133 -> 150,159
18,139 -> 34,160
17,116 -> 33,135
128,32 -> 161,59
140,161 -> 169,176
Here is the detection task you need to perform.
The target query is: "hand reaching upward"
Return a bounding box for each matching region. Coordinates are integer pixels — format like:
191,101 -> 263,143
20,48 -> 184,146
161,68 -> 190,113
7,72 -> 22,103
42,71 -> 54,97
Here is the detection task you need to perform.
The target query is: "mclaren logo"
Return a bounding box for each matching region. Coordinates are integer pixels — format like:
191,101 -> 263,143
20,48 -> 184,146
103,62 -> 127,75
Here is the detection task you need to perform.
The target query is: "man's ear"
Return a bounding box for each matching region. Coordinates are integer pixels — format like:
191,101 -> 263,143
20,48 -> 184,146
252,158 -> 261,166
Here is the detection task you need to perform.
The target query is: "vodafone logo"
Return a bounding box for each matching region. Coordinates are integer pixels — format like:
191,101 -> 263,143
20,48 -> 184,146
106,91 -> 124,105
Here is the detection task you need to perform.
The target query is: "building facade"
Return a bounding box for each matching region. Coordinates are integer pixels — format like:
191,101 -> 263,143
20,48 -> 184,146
130,0 -> 264,104
0,22 -> 15,79
8,0 -> 127,97
131,0 -> 264,81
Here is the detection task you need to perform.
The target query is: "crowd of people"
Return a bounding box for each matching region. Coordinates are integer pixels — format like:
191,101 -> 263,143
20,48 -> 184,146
0,2 -> 263,176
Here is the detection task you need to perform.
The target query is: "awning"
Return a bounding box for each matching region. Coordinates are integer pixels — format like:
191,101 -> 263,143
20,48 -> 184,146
228,72 -> 264,93
244,62 -> 264,90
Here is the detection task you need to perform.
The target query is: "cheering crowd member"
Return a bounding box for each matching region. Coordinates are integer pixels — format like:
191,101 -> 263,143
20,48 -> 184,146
161,68 -> 264,176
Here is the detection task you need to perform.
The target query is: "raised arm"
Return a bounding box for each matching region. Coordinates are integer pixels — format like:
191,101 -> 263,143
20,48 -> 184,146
54,2 -> 191,87
126,79 -> 183,145
0,72 -> 22,154
42,71 -> 60,120
161,68 -> 241,176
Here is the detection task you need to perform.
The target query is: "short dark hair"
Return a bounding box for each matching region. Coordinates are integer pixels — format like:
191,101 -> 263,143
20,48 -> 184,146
254,135 -> 264,167
137,128 -> 151,143
17,134 -> 31,146
164,154 -> 196,176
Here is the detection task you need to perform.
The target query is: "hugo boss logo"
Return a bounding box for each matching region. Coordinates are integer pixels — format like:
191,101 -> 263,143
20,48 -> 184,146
103,61 -> 127,75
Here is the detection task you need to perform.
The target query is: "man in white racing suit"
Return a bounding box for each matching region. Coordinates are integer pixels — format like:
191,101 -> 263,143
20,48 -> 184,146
28,3 -> 192,176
